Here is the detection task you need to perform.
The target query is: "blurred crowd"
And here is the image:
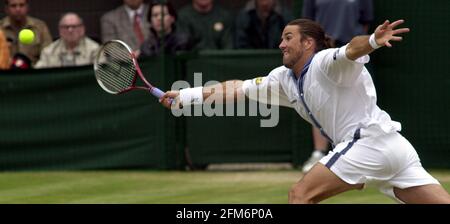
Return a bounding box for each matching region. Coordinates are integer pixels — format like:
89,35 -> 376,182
0,0 -> 373,72
0,0 -> 297,70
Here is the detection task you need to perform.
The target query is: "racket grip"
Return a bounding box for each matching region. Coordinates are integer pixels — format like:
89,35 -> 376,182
151,87 -> 174,105
151,87 -> 165,99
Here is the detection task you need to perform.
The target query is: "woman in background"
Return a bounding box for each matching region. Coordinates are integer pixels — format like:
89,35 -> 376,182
139,1 -> 191,57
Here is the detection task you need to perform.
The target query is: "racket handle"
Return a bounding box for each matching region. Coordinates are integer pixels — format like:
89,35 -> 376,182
151,87 -> 174,105
151,87 -> 165,99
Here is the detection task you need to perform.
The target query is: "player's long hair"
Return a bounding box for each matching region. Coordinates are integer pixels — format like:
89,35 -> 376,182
287,19 -> 335,52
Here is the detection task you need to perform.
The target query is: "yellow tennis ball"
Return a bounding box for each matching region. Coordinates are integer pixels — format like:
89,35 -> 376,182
19,29 -> 35,45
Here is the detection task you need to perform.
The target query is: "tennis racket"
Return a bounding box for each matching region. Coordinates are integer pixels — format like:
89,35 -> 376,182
94,40 -> 169,100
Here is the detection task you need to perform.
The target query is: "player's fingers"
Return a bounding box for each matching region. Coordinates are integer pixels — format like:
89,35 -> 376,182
163,90 -> 180,99
375,21 -> 387,33
159,96 -> 170,108
171,98 -> 183,109
159,91 -> 177,108
388,19 -> 405,29
391,36 -> 403,42
162,97 -> 178,109
380,20 -> 390,29
375,24 -> 383,32
385,41 -> 392,47
161,92 -> 183,109
393,28 -> 410,35
165,90 -> 179,97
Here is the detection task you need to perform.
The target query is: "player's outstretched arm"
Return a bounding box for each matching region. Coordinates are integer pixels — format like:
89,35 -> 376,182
346,19 -> 410,61
160,80 -> 244,109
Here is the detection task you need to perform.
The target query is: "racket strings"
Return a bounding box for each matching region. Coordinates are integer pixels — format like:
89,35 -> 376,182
96,42 -> 136,93
98,61 -> 133,91
97,65 -> 131,92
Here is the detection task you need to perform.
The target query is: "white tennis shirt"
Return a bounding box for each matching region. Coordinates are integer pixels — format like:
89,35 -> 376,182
242,45 -> 401,144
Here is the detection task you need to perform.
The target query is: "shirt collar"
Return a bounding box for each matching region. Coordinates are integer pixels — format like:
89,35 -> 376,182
290,55 -> 315,80
124,4 -> 144,21
1,16 -> 36,30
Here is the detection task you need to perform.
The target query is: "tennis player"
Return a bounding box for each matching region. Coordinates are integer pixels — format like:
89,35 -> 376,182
160,19 -> 450,203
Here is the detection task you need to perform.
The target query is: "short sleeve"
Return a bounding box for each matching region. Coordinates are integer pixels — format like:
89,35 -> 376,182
242,67 -> 292,107
315,45 -> 370,87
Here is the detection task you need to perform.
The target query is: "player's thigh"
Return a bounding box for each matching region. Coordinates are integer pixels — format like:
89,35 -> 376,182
394,184 -> 450,204
291,163 -> 363,203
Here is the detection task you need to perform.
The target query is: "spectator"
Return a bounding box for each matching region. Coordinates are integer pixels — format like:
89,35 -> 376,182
235,0 -> 287,49
35,13 -> 99,68
139,1 -> 191,57
300,0 -> 374,173
101,0 -> 151,51
0,29 -> 10,69
0,0 -> 53,66
302,0 -> 374,47
177,0 -> 232,50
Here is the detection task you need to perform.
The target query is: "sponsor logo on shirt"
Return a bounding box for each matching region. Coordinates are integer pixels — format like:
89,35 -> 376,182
254,77 -> 264,85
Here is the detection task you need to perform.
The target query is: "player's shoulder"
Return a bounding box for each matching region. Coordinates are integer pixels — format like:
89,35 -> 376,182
315,47 -> 340,60
266,66 -> 292,83
315,45 -> 370,65
311,47 -> 348,69
269,65 -> 290,76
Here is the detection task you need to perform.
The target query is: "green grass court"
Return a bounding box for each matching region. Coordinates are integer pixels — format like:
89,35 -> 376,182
1,170 -> 449,204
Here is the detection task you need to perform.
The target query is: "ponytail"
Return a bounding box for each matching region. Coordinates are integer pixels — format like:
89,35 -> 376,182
287,19 -> 335,52
324,34 -> 336,49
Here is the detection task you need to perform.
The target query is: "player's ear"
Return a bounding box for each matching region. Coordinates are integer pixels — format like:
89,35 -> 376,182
302,37 -> 315,50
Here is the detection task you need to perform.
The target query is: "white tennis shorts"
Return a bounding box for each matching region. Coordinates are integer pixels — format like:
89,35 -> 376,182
319,128 -> 440,203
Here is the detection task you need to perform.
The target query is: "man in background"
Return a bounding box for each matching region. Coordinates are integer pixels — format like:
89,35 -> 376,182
101,0 -> 150,51
234,0 -> 287,49
0,0 -> 52,66
35,13 -> 99,68
177,0 -> 232,50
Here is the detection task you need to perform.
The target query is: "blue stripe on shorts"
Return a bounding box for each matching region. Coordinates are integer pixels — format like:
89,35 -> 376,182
325,129 -> 361,168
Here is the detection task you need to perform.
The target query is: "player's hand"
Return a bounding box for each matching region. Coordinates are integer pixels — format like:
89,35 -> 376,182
160,90 -> 181,109
374,19 -> 410,48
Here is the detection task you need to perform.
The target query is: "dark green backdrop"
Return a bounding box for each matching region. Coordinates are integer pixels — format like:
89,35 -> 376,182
0,58 -> 183,170
371,0 -> 450,168
0,0 -> 449,170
